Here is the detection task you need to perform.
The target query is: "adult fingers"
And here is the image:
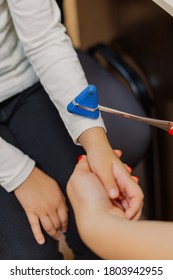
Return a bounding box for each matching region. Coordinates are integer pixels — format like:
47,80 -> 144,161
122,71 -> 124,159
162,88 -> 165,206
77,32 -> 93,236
113,149 -> 122,158
76,155 -> 91,172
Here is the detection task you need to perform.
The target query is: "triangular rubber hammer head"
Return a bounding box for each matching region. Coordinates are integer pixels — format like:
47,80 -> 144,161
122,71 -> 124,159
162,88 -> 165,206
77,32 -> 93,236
67,85 -> 99,119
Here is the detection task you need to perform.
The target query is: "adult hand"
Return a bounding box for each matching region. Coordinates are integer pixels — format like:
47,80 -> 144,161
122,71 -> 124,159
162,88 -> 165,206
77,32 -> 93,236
14,167 -> 68,245
67,155 -> 126,219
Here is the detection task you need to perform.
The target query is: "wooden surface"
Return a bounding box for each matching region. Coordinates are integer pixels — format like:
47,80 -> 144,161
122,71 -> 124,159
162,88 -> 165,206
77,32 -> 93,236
64,0 -> 173,49
152,0 -> 173,16
64,0 -> 116,49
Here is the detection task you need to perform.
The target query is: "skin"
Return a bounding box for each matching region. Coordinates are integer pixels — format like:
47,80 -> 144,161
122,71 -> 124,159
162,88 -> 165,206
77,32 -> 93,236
78,128 -> 144,220
67,156 -> 173,260
14,125 -> 144,245
14,167 -> 68,244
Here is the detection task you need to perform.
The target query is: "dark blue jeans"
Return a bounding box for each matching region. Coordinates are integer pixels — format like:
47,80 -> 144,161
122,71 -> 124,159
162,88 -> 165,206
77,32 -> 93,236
0,52 -> 150,260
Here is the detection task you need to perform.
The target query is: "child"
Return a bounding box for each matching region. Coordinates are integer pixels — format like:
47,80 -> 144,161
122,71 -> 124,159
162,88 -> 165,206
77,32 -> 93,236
0,0 -> 145,259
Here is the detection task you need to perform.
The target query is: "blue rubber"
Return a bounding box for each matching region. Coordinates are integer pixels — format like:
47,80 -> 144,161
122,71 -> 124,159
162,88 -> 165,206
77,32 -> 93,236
67,85 -> 99,119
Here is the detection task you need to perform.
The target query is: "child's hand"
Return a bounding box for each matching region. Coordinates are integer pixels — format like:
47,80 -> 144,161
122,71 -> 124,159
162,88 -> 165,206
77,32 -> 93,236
111,149 -> 140,214
14,167 -> 68,245
79,127 -> 144,220
88,147 -> 143,220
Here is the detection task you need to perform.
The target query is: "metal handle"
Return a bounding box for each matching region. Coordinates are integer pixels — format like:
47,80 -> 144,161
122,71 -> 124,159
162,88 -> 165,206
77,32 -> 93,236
99,105 -> 173,132
76,102 -> 173,133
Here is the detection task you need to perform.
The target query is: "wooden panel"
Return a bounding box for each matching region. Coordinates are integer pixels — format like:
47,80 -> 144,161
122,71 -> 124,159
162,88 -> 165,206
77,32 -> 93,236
63,0 -> 81,47
64,0 -> 117,49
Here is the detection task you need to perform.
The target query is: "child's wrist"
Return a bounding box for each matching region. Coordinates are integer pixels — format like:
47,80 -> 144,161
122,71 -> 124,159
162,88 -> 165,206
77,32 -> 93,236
78,127 -> 110,152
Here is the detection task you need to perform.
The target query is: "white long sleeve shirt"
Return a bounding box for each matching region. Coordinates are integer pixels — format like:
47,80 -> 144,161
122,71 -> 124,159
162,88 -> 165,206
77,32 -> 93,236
0,0 -> 105,192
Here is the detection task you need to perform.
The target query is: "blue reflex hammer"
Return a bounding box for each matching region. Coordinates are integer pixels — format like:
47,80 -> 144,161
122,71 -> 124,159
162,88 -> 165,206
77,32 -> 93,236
67,85 -> 173,133
67,85 -> 99,119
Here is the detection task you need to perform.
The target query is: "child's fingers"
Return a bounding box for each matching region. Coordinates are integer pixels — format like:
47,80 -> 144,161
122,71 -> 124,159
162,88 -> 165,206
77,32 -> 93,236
113,150 -> 133,174
40,215 -> 61,241
121,198 -> 129,210
112,199 -> 124,210
98,168 -> 119,199
131,206 -> 143,221
125,195 -> 144,220
26,212 -> 45,245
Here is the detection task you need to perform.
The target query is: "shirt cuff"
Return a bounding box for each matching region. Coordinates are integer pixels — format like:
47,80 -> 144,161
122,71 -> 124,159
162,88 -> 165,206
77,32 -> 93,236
1,157 -> 35,192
